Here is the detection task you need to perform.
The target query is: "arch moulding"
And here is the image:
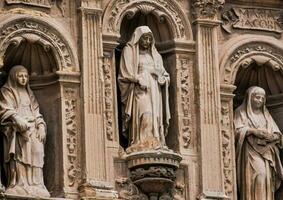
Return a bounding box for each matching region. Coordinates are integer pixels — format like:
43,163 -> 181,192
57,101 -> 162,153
102,0 -> 193,41
220,35 -> 283,86
0,14 -> 79,72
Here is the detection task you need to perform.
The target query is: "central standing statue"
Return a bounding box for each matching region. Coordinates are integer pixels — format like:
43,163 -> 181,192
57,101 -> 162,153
118,26 -> 170,153
0,65 -> 50,197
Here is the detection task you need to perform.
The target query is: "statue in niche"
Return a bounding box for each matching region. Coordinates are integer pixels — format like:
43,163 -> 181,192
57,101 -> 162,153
0,65 -> 50,197
234,86 -> 283,200
118,26 -> 171,153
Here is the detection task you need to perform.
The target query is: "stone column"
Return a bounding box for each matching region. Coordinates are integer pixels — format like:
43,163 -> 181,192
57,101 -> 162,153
193,0 -> 227,199
57,72 -> 81,199
220,84 -> 237,200
78,1 -> 117,199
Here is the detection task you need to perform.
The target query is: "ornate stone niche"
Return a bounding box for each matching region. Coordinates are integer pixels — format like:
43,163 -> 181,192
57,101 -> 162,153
219,35 -> 283,200
109,1 -> 194,153
102,0 -> 195,199
0,15 -> 80,199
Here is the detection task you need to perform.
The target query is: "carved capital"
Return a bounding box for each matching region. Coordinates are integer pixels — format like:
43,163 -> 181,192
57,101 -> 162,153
193,0 -> 224,20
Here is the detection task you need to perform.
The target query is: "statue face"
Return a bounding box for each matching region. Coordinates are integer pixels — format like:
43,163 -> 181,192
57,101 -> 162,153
16,71 -> 28,86
251,92 -> 265,110
139,34 -> 153,50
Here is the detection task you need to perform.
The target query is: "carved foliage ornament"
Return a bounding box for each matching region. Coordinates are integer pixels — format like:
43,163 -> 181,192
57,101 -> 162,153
65,88 -> 80,187
222,7 -> 283,34
103,0 -> 190,39
220,101 -> 233,197
0,19 -> 75,71
102,54 -> 115,141
224,44 -> 283,84
192,0 -> 224,19
178,58 -> 193,148
130,166 -> 176,182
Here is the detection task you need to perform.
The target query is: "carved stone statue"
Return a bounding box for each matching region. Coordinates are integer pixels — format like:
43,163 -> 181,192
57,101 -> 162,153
234,86 -> 283,200
118,26 -> 170,153
0,65 -> 50,197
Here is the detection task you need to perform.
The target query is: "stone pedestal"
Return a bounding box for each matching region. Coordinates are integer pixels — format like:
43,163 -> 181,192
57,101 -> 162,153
126,150 -> 182,199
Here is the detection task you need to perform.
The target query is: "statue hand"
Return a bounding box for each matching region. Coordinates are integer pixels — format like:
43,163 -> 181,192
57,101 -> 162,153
158,76 -> 166,85
37,125 -> 46,143
12,115 -> 29,132
137,75 -> 148,91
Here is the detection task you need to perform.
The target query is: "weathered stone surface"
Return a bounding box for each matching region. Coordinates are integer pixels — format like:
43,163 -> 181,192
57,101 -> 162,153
0,0 -> 282,199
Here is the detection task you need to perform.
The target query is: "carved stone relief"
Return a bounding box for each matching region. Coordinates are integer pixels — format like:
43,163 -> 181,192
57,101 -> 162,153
51,0 -> 66,16
222,7 -> 283,34
178,58 -> 193,148
103,53 -> 115,141
192,0 -> 224,19
5,0 -> 52,8
103,0 -> 191,39
115,178 -> 148,200
64,88 -> 80,187
0,19 -> 76,71
220,101 -> 233,198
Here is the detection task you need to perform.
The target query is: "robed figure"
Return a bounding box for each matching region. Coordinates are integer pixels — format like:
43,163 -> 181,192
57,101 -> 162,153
0,65 -> 50,197
234,86 -> 283,200
118,26 -> 170,153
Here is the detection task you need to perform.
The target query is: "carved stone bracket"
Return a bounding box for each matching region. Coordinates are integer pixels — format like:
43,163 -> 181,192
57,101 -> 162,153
0,16 -> 78,71
102,0 -> 192,40
116,178 -> 148,200
193,0 -> 224,20
222,7 -> 283,34
126,150 -> 182,199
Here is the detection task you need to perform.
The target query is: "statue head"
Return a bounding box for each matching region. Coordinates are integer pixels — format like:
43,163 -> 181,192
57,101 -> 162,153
129,26 -> 155,47
139,33 -> 153,51
247,86 -> 266,111
7,65 -> 29,89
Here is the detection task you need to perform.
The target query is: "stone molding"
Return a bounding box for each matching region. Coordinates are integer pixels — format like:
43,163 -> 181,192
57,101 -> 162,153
219,36 -> 283,85
0,15 -> 79,72
102,0 -> 193,40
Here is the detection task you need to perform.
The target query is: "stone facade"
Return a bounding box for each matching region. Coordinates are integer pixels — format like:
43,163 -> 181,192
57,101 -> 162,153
0,0 -> 282,199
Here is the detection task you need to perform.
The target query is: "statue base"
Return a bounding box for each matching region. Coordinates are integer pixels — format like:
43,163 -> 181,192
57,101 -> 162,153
79,180 -> 118,200
126,150 -> 182,198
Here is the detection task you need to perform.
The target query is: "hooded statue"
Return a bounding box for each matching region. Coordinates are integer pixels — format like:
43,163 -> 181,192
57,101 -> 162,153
234,86 -> 283,200
0,65 -> 49,197
118,26 -> 170,153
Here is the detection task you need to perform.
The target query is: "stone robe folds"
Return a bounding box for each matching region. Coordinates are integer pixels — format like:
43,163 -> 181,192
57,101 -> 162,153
0,66 -> 49,197
234,86 -> 283,200
118,26 -> 170,152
